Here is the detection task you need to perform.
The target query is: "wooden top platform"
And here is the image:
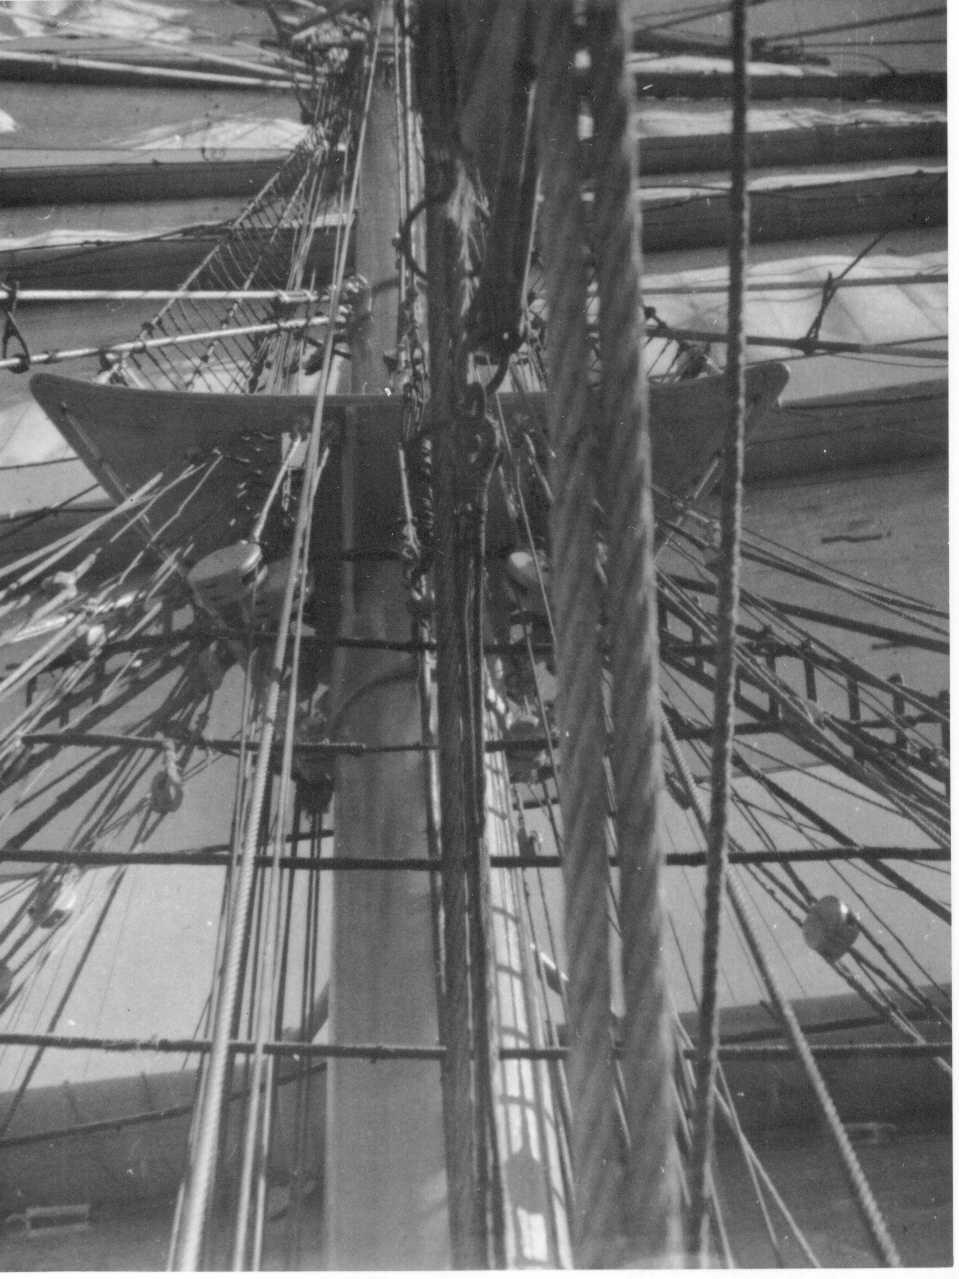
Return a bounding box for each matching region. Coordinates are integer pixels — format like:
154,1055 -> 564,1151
30,363 -> 789,565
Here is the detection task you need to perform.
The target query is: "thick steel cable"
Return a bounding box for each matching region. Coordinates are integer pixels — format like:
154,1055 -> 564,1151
686,0 -> 750,1258
535,2 -> 620,1265
168,17 -> 383,1266
586,0 -> 682,1263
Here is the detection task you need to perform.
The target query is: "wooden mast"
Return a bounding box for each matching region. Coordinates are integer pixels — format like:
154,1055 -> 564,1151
325,30 -> 450,1267
324,11 -> 569,1266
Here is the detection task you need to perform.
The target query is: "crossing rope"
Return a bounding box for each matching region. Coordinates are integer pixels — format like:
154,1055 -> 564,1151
535,1 -> 620,1265
586,0 -> 682,1264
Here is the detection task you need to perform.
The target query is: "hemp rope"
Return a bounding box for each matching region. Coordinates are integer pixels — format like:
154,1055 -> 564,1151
536,1 -> 620,1264
687,0 -> 751,1258
586,0 -> 683,1263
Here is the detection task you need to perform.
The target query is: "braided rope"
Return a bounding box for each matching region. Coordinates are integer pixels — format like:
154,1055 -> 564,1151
687,0 -> 750,1258
535,2 -> 619,1265
586,0 -> 682,1263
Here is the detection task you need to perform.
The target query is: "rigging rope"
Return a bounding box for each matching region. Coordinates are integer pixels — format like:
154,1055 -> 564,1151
231,521 -> 315,1269
104,53 -> 358,395
687,0 -> 750,1254
661,716 -> 902,1265
168,18 -> 381,1264
586,0 -> 681,1263
0,869 -> 125,1141
535,1 -> 620,1265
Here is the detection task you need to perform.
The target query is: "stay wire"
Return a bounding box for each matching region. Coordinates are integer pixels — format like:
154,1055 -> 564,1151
168,12 -> 381,1265
688,1 -> 759,1234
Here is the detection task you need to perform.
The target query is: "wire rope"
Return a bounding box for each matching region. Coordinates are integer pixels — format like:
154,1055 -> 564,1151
168,17 -> 381,1264
689,4 -> 776,1209
587,2 -> 681,1259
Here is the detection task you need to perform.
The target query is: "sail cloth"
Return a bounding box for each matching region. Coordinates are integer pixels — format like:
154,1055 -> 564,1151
0,82 -> 303,152
641,227 -> 946,402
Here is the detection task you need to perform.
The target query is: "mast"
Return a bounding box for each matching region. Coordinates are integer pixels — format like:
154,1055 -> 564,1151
325,20 -> 449,1266
0,1 -> 948,1269
325,8 -> 569,1265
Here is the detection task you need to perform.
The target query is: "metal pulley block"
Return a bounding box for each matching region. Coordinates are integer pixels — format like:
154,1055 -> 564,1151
289,697 -> 334,812
503,710 -> 548,784
517,827 -> 542,859
150,741 -> 184,814
249,556 -> 314,630
802,894 -> 861,961
68,621 -> 107,661
40,569 -> 80,600
28,870 -> 79,929
407,578 -> 434,622
293,709 -> 330,786
151,771 -> 184,814
187,540 -> 266,616
505,549 -> 550,619
297,771 -> 335,815
195,640 -> 234,693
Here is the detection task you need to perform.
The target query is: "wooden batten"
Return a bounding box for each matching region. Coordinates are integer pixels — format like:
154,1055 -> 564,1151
631,56 -> 945,103
744,379 -> 948,482
635,115 -> 946,177
0,150 -> 289,207
0,45 -> 305,92
637,163 -> 946,254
